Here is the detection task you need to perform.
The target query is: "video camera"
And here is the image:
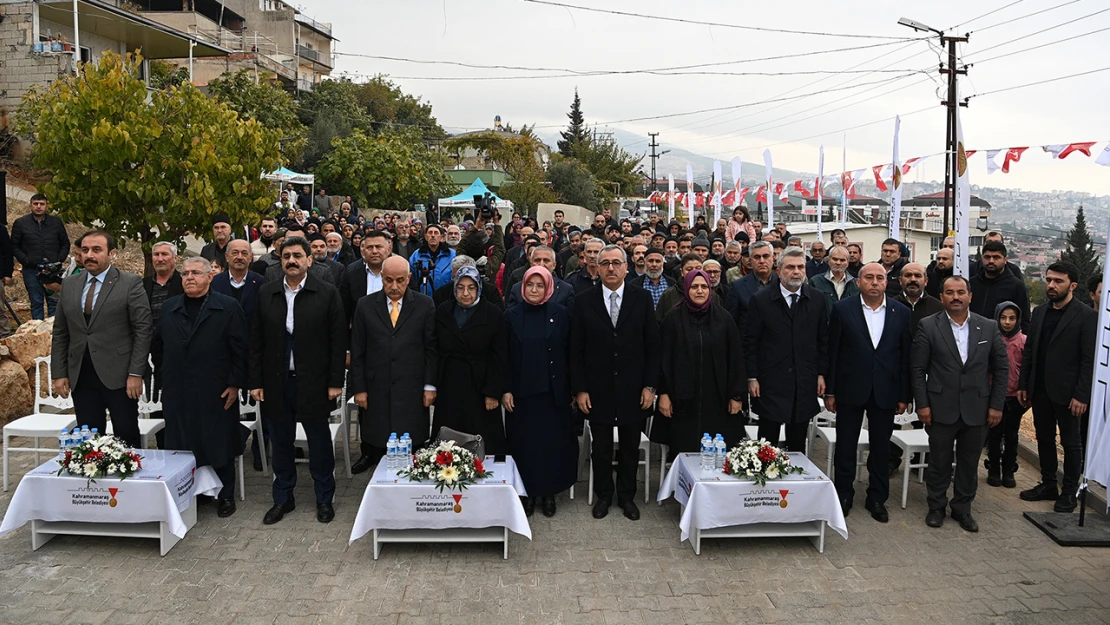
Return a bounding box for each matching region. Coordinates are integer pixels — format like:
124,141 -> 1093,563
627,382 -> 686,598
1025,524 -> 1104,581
473,192 -> 497,222
36,262 -> 65,286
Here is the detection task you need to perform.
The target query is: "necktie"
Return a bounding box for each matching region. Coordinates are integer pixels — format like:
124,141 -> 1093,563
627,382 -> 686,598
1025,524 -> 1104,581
609,291 -> 619,327
390,299 -> 400,327
84,276 -> 98,318
789,293 -> 798,309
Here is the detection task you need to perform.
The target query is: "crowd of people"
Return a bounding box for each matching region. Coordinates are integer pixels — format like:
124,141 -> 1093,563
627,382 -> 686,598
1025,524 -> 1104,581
22,190 -> 1100,533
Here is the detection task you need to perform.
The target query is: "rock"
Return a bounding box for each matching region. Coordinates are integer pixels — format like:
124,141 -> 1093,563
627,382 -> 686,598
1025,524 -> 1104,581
0,358 -> 34,423
0,317 -> 53,372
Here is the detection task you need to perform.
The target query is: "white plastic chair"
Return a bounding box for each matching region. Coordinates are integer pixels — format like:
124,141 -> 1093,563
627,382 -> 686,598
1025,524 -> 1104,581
236,395 -> 267,500
295,383 -> 352,478
3,357 -> 78,491
814,426 -> 869,481
106,368 -> 164,448
584,420 -> 651,505
891,425 -> 931,509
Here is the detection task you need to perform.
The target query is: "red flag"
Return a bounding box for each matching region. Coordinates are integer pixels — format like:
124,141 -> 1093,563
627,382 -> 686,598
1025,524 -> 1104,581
738,187 -> 749,206
793,180 -> 812,198
695,192 -> 706,208
1001,147 -> 1027,173
872,165 -> 889,192
1043,142 -> 1097,159
964,150 -> 976,158
755,186 -> 767,203
774,183 -> 788,202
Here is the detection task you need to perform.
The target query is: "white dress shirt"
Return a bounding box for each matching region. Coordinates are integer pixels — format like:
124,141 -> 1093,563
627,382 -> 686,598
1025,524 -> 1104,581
366,264 -> 383,296
283,275 -> 306,369
947,313 -> 970,364
81,267 -> 110,312
780,284 -> 801,307
861,297 -> 887,349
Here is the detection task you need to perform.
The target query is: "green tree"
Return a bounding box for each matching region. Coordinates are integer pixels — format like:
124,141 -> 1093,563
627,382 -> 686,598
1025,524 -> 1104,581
546,156 -> 598,212
443,128 -> 554,215
1027,277 -> 1047,307
14,51 -> 282,274
294,79 -> 372,171
575,133 -> 643,208
557,89 -> 587,156
356,75 -> 445,141
208,69 -> 307,162
313,128 -> 455,210
148,60 -> 189,89
1059,205 -> 1100,305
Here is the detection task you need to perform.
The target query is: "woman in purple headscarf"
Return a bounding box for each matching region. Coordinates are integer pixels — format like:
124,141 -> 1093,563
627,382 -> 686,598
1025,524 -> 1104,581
652,269 -> 746,456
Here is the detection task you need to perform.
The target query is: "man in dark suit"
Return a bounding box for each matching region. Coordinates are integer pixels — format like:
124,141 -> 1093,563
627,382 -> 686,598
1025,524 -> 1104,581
349,255 -> 438,472
744,246 -> 828,451
309,235 -> 346,284
249,236 -> 347,525
571,245 -> 660,521
51,231 -> 153,448
826,263 -> 912,522
911,275 -> 1008,532
970,241 -> 1029,333
726,241 -> 778,327
143,241 -> 184,449
1017,261 -> 1097,513
339,231 -> 389,323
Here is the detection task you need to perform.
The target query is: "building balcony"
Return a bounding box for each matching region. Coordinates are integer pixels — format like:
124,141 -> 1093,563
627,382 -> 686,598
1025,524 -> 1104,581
294,13 -> 333,39
296,44 -> 331,69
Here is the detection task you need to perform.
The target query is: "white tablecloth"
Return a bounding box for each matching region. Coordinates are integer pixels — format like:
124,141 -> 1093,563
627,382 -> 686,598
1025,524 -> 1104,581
349,456 -> 532,544
658,452 -> 848,543
0,450 -> 221,539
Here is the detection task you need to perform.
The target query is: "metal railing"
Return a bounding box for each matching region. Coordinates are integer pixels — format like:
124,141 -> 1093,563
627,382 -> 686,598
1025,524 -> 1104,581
294,13 -> 332,38
296,44 -> 321,64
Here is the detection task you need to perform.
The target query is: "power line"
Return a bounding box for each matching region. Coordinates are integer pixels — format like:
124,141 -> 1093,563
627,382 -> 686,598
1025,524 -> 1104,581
948,0 -> 1027,30
965,6 -> 1110,58
331,39 -> 919,74
521,0 -> 917,39
973,25 -> 1110,65
973,0 -> 1085,32
967,65 -> 1110,98
369,68 -> 921,81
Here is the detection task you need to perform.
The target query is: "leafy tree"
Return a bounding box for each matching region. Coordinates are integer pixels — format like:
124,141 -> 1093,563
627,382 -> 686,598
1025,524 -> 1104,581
574,133 -> 643,207
208,69 -> 306,162
356,75 -> 445,141
1059,205 -> 1100,305
14,51 -> 283,274
294,79 -> 371,171
444,128 -> 553,215
313,128 -> 455,210
557,89 -> 587,156
1027,278 -> 1047,307
148,60 -> 189,89
546,157 -> 598,212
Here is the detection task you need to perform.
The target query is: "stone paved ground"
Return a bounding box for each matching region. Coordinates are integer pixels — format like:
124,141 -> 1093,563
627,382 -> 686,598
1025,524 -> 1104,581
1,438 -> 1109,625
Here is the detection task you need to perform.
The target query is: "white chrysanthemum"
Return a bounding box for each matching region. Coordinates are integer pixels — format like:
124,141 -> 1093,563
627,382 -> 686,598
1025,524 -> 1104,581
437,466 -> 459,484
766,466 -> 780,479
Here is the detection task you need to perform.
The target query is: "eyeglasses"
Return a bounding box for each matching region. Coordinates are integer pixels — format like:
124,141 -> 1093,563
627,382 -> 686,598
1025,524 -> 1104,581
181,270 -> 207,277
598,260 -> 625,268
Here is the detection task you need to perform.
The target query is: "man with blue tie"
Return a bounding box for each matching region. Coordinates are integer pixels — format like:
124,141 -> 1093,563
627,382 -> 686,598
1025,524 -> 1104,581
826,263 -> 913,522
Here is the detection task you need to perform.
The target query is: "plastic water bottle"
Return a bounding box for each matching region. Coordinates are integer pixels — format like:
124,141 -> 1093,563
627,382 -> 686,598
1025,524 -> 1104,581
386,434 -> 398,471
69,429 -> 80,447
59,429 -> 69,456
400,433 -> 412,469
700,433 -> 714,473
80,425 -> 91,442
90,428 -> 99,441
714,434 -> 726,471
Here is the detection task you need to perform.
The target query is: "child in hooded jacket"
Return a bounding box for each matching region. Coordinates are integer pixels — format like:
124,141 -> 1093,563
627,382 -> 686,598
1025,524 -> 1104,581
988,301 -> 1026,488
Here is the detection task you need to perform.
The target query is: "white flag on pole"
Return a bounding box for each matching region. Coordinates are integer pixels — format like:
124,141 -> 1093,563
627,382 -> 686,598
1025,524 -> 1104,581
889,116 -> 903,240
816,145 -> 824,243
731,157 -> 742,209
1084,218 -> 1110,509
667,174 -> 675,222
841,140 -> 848,227
1096,142 -> 1110,167
763,150 -> 774,230
686,164 -> 695,225
954,92 -> 971,277
713,160 -> 723,225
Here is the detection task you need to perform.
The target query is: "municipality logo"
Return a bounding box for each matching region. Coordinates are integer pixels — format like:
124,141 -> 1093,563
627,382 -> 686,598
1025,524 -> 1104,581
453,494 -> 463,513
778,490 -> 790,508
108,487 -> 120,507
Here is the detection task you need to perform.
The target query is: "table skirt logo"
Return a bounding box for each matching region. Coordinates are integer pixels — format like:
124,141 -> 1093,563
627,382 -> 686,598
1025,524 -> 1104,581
453,494 -> 463,514
108,487 -> 120,508
413,494 -> 458,513
742,488 -> 790,509
68,486 -> 118,507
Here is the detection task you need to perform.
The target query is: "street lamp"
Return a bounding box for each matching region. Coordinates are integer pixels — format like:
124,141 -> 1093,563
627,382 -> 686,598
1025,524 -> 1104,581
896,17 -> 942,35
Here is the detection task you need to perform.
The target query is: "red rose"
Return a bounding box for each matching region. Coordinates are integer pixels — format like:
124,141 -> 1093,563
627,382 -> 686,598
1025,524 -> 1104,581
474,458 -> 485,473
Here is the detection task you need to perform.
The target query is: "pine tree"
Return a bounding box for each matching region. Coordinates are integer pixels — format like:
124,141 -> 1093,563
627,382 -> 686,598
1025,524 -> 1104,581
1059,205 -> 1100,305
557,89 -> 587,156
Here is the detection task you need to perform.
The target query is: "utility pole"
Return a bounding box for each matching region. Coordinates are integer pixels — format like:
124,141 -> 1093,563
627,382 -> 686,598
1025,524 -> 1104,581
648,133 -> 660,193
940,34 -> 968,237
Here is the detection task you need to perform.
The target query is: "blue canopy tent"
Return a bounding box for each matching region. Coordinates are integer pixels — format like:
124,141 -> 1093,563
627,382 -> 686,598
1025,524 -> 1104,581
439,177 -> 514,210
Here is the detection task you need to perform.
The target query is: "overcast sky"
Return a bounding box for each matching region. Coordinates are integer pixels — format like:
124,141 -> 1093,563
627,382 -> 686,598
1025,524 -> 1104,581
304,0 -> 1109,195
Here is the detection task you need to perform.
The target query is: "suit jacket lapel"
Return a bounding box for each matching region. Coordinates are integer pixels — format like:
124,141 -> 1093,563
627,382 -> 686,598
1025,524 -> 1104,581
614,288 -> 633,329
87,267 -> 119,328
965,319 -> 983,367
1050,303 -> 1080,343
393,291 -> 415,333
876,297 -> 897,350
937,313 -> 963,364
849,296 -> 869,346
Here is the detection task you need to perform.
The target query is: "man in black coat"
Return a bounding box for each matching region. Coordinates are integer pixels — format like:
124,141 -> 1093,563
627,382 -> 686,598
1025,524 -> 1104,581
211,240 -> 263,332
826,263 -> 912,522
249,236 -> 347,525
349,256 -> 438,471
571,245 -> 660,522
925,248 -> 954,299
309,235 -> 346,284
11,193 -> 70,320
200,213 -> 233,269
159,257 -> 248,517
877,238 -> 907,298
726,241 -> 778,327
970,240 -> 1030,333
744,246 -> 828,452
143,241 -> 184,449
1017,261 -> 1097,513
338,231 -> 389,323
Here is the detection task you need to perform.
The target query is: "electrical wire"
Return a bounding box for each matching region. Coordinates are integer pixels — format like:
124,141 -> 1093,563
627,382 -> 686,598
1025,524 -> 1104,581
972,0 -> 1085,33
520,0 -> 918,39
972,25 -> 1110,64
965,6 -> 1110,58
948,0 -> 1027,31
967,65 -> 1110,98
369,68 -> 922,81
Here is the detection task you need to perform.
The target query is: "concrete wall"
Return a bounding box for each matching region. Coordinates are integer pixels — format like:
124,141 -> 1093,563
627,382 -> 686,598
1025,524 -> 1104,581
537,203 -> 593,229
791,225 -> 934,264
0,2 -> 70,112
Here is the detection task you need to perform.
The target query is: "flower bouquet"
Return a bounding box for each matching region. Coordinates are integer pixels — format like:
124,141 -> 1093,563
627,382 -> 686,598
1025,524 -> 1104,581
399,440 -> 492,491
723,438 -> 804,486
57,435 -> 142,483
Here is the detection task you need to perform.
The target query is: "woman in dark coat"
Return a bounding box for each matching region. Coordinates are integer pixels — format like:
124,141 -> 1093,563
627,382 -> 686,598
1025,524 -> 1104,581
502,266 -> 578,517
431,266 -> 508,455
653,269 -> 746,456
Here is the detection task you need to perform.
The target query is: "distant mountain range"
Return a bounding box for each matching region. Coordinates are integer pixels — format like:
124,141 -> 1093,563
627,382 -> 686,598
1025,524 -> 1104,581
535,127 -> 805,191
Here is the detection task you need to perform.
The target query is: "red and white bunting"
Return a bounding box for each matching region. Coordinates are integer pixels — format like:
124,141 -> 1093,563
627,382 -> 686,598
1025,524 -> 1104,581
985,149 -> 1002,175
1098,143 -> 1110,167
1043,142 -> 1097,160
1002,147 -> 1028,173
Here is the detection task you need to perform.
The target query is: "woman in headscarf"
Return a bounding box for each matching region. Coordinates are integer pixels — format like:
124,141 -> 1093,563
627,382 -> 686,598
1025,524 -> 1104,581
502,266 -> 577,517
652,269 -> 746,456
431,266 -> 508,455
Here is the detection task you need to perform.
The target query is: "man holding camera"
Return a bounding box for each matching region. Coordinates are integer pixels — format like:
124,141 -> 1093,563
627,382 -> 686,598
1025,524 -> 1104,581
459,200 -> 505,282
12,194 -> 71,320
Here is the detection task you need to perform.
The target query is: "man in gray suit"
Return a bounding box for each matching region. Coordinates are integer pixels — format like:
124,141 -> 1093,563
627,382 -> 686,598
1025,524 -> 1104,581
51,231 -> 153,448
911,275 -> 1008,532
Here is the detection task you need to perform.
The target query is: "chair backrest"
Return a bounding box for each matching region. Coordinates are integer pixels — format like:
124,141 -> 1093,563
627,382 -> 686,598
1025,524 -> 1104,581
329,370 -> 347,422
894,411 -> 918,426
239,394 -> 259,420
33,356 -> 74,413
